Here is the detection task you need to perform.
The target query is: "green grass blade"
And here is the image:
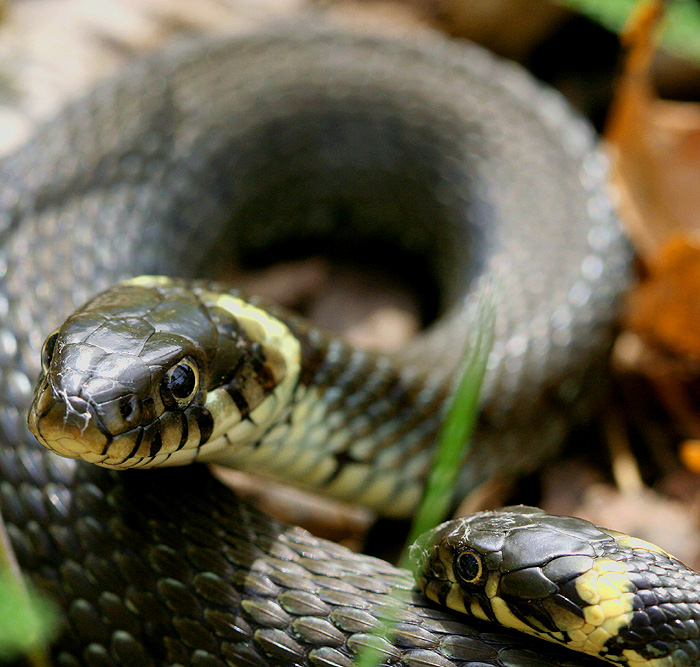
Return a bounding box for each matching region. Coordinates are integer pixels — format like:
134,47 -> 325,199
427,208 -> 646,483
354,288 -> 496,667
0,511 -> 59,664
399,295 -> 496,565
555,0 -> 700,64
0,570 -> 58,662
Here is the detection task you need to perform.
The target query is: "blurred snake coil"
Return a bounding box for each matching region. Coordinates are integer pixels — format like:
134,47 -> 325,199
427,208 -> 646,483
0,18 -> 668,667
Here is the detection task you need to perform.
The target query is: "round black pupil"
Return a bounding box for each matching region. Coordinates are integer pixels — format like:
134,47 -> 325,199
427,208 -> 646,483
457,553 -> 480,581
169,364 -> 195,399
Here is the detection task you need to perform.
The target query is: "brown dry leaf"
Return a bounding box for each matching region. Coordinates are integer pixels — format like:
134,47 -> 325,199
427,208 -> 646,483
624,236 -> 700,361
313,0 -> 568,57
609,1 -> 700,470
618,240 -> 700,465
421,0 -> 569,59
574,484 -> 700,569
606,0 -> 700,262
212,467 -> 374,550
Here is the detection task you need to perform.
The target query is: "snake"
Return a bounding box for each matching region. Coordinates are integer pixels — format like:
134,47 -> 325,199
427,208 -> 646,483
2,16 -> 682,667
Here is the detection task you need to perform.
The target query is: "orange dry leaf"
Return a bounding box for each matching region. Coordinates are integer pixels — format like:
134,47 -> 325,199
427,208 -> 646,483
624,236 -> 700,361
606,0 -> 700,263
680,440 -> 700,475
608,1 -> 700,471
609,0 -> 700,360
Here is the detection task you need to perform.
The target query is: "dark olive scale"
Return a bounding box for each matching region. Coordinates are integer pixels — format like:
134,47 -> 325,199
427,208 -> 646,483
1,22 -> 632,667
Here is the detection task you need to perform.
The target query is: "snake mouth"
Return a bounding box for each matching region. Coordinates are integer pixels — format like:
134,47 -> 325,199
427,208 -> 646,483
29,380 -> 138,467
28,380 -> 113,464
28,376 -> 203,469
408,520 -> 460,607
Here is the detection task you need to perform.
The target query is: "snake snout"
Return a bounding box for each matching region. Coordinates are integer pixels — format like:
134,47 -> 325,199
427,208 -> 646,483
409,521 -> 457,589
57,393 -> 92,430
28,378 -> 112,462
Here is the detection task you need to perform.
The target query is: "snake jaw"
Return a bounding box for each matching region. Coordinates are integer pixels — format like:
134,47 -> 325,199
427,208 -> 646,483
27,363 -> 205,469
28,373 -> 203,469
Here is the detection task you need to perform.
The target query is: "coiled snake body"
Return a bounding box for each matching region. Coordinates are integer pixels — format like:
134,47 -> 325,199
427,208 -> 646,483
0,21 -> 644,667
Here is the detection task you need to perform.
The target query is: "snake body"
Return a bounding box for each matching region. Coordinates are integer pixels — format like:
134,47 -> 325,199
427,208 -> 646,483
1,21 -> 632,666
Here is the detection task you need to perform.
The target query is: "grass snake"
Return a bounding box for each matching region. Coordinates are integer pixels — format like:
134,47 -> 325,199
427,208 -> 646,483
0,19 -> 667,667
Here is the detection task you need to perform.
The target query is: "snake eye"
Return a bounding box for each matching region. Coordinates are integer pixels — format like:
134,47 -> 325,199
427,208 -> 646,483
454,549 -> 484,587
41,331 -> 59,374
161,356 -> 199,409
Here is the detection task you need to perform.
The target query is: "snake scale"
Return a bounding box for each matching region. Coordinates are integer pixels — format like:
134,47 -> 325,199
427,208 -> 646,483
0,20 -> 634,667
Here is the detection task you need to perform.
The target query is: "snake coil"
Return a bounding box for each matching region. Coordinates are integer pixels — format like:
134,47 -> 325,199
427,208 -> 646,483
2,22 -> 631,667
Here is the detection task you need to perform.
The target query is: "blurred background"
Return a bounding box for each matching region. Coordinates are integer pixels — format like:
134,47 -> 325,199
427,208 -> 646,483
2,0 -> 698,154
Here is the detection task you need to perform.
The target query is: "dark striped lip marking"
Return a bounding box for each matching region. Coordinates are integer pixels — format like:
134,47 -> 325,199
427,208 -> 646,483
226,386 -> 251,420
176,411 -> 189,451
124,428 -> 145,463
194,406 -> 214,446
223,342 -> 281,422
250,342 -> 278,392
148,426 -> 162,458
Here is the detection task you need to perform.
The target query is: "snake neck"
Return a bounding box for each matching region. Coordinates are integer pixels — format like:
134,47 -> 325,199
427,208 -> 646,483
196,285 -> 449,517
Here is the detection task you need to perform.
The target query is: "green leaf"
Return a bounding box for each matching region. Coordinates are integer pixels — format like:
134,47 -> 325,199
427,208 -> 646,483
0,568 -> 59,661
555,0 -> 700,64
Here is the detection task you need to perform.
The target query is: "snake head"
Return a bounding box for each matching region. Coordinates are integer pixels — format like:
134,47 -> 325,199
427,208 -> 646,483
27,276 -> 300,469
411,506 -> 700,666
